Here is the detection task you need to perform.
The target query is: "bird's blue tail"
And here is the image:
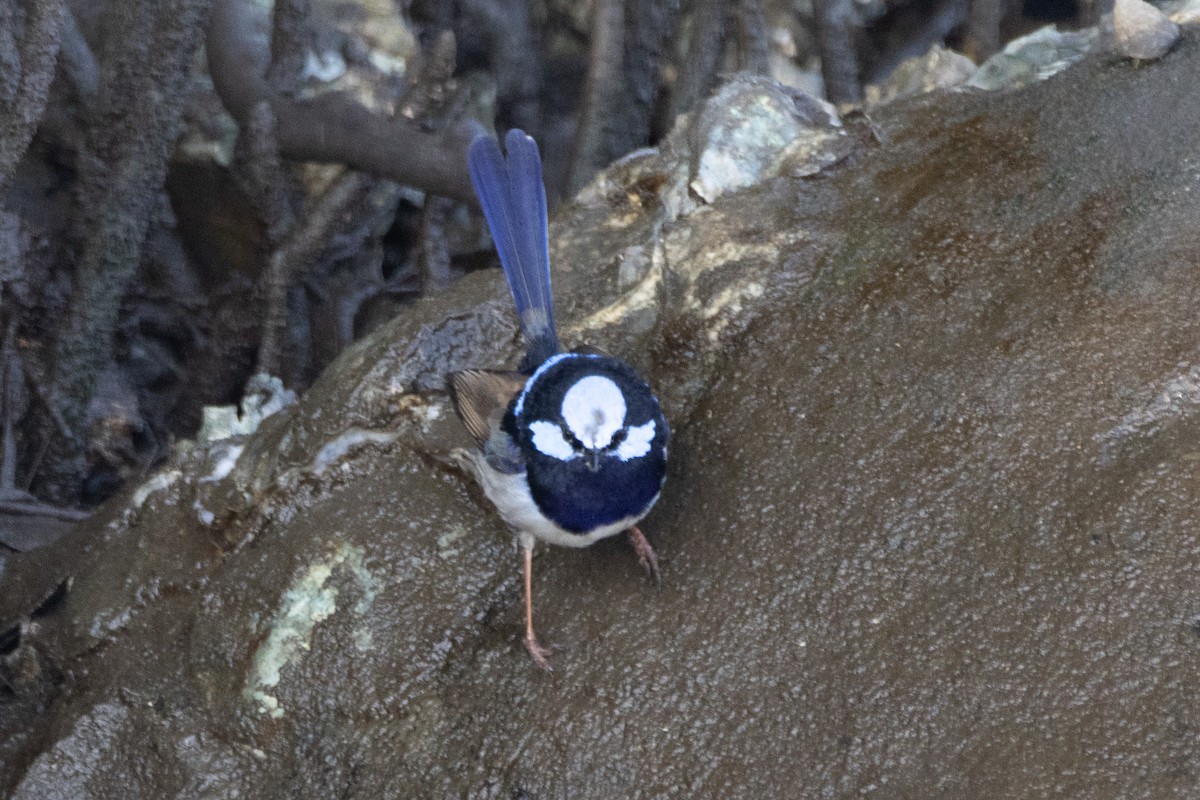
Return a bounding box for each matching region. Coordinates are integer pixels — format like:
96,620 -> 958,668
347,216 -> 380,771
468,129 -> 560,371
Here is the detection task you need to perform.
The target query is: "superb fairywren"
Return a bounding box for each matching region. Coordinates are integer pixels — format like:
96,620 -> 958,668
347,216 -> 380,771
450,130 -> 669,669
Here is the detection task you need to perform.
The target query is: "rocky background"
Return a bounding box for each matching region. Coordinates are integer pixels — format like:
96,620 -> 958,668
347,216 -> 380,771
4,0 -> 1200,797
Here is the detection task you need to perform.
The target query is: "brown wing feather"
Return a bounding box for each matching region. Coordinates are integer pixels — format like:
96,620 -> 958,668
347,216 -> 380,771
448,370 -> 528,446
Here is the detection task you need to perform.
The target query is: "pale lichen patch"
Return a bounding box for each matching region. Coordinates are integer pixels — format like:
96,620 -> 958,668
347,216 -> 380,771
203,444 -> 244,483
312,429 -> 399,476
576,265 -> 664,332
1096,363 -> 1200,463
244,541 -> 383,717
132,469 -> 182,509
436,524 -> 470,559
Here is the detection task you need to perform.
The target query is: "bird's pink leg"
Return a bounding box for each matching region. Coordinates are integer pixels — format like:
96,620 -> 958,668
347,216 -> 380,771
523,541 -> 553,670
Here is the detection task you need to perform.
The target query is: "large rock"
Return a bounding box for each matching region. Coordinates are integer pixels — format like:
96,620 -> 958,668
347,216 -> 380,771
6,31 -> 1200,799
1112,0 -> 1180,60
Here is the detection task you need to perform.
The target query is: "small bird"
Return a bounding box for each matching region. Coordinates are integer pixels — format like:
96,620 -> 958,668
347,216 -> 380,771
449,129 -> 669,669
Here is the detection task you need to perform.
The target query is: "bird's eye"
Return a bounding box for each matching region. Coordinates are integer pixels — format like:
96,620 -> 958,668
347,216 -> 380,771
605,429 -> 628,451
564,428 -> 585,451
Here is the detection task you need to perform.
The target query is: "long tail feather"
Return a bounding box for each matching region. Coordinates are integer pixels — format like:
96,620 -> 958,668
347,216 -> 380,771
468,129 -> 559,370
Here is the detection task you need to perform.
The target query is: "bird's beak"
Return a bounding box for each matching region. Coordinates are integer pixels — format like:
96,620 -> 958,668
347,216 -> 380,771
585,449 -> 601,472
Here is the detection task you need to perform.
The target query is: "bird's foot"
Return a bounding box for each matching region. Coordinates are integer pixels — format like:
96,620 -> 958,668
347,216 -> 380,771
524,631 -> 554,671
627,525 -> 661,588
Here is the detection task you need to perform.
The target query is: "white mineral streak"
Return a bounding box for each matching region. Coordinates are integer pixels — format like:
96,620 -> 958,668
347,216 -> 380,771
203,444 -> 244,483
1097,363 -> 1200,462
245,542 -> 383,718
131,469 -> 182,509
312,429 -> 399,476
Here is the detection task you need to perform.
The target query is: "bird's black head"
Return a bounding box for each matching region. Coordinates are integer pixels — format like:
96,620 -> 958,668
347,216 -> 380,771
504,352 -> 669,534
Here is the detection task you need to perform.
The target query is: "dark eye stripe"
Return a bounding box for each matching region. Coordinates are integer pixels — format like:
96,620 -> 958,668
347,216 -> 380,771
560,421 -> 585,451
603,429 -> 628,451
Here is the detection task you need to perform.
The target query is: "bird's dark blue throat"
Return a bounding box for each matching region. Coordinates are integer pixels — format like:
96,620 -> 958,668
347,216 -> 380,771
504,353 -> 669,534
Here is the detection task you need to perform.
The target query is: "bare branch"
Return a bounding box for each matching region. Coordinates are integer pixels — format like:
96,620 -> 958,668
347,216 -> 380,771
567,0 -> 625,194
0,0 -> 67,195
267,0 -> 311,94
460,0 -> 540,133
234,100 -> 296,245
0,498 -> 89,522
207,0 -> 479,205
405,30 -> 460,294
419,196 -> 455,293
669,0 -> 728,122
58,5 -> 97,110
813,0 -> 862,104
39,0 -> 212,501
964,0 -> 1003,62
568,0 -> 678,194
256,171 -> 369,378
735,0 -> 771,75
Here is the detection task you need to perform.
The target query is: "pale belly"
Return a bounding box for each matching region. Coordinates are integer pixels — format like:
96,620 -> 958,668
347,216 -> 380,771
464,450 -> 654,548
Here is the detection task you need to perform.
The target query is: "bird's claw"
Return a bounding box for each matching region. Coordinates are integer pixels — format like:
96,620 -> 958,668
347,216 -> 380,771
525,633 -> 554,671
627,526 -> 661,589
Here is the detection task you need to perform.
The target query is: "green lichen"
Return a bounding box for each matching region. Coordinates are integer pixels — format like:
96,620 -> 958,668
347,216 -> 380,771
244,541 -> 382,717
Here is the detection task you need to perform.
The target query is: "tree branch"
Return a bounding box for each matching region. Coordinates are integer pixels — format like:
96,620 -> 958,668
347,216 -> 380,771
0,0 -> 67,196
735,0 -> 771,75
256,170 -> 369,378
669,0 -> 728,122
39,0 -> 212,501
461,0 -> 541,134
207,0 -> 478,205
566,0 -> 678,194
964,0 -> 1003,62
567,0 -> 625,194
57,4 -> 97,110
813,0 -> 862,104
266,0 -> 311,95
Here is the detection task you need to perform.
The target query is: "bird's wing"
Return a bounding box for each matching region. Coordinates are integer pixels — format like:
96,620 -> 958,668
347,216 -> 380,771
447,369 -> 528,447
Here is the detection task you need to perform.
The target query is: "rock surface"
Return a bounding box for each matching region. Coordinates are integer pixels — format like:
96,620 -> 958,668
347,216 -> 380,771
1113,0 -> 1180,60
6,29 -> 1200,800
967,25 -> 1098,90
865,44 -> 977,107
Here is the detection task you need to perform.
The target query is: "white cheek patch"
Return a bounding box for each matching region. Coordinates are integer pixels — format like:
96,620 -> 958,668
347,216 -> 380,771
615,419 -> 656,461
529,420 -> 577,461
562,375 -> 626,449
